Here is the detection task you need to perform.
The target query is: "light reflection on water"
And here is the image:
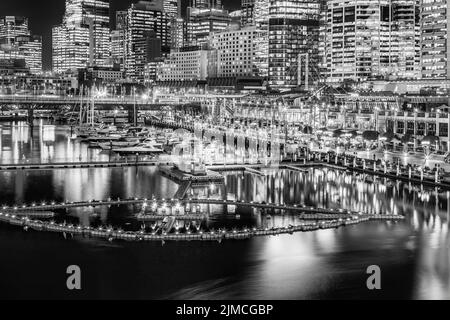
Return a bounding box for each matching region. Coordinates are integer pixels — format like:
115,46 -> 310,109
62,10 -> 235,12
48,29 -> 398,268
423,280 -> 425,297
0,122 -> 449,299
0,121 -> 110,164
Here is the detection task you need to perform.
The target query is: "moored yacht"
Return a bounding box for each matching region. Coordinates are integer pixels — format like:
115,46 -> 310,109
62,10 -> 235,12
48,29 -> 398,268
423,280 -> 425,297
112,140 -> 164,155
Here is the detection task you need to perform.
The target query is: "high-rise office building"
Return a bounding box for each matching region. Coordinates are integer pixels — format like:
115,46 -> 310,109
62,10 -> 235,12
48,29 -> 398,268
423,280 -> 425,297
209,27 -> 261,78
52,0 -> 110,73
229,10 -> 243,29
156,49 -> 210,82
318,0 -> 328,80
111,11 -> 128,71
133,30 -> 162,77
111,30 -> 126,71
144,58 -> 164,85
125,0 -> 169,81
325,0 -> 420,83
191,0 -> 222,9
187,1 -> 231,48
0,16 -> 30,45
241,0 -> 255,27
421,0 -> 449,79
253,0 -> 270,79
0,16 -> 42,73
164,0 -> 181,20
165,0 -> 181,51
17,35 -> 42,74
167,1 -> 184,52
116,11 -> 128,30
52,25 -> 67,73
268,0 -> 320,89
392,0 -> 420,79
170,17 -> 186,50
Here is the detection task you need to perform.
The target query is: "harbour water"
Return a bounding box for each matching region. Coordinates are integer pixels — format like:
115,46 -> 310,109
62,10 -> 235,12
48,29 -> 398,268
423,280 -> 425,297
0,122 -> 449,299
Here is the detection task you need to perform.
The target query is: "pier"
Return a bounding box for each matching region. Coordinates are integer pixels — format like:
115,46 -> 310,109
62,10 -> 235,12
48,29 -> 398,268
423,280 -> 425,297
283,165 -> 309,173
244,167 -> 266,176
159,165 -> 224,184
173,181 -> 192,199
144,118 -> 194,132
0,160 -> 159,171
309,151 -> 450,190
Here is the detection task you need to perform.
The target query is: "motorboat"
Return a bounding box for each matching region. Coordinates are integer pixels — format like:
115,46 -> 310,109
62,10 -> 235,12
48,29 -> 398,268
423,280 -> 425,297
96,125 -> 119,135
112,141 -> 164,155
98,138 -> 141,150
167,136 -> 183,146
85,134 -> 122,142
426,151 -> 449,162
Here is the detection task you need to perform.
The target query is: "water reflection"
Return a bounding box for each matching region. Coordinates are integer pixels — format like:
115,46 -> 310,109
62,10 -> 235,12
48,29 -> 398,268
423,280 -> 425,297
1,122 -> 450,299
0,121 -> 108,164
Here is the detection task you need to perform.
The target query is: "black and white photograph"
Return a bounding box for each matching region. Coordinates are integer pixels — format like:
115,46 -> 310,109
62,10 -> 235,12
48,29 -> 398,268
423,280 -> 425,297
0,0 -> 449,305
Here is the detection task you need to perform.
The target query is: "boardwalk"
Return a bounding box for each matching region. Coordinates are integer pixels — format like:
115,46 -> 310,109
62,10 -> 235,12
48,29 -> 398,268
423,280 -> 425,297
173,181 -> 192,199
310,152 -> 450,190
136,213 -> 205,221
0,211 -> 400,243
0,160 -> 159,171
2,155 -> 449,191
0,197 -> 405,242
244,167 -> 266,176
1,197 -> 405,219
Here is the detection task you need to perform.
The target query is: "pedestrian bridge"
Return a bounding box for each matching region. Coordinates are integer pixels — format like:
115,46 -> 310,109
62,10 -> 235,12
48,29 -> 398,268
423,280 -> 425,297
2,197 -> 404,220
0,197 -> 404,243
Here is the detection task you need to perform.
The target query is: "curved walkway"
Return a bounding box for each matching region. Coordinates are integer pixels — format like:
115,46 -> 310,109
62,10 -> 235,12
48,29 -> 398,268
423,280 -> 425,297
0,198 -> 404,243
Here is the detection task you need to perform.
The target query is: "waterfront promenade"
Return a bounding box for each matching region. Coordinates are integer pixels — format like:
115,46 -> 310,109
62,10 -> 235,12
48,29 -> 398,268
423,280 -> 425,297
1,154 -> 449,190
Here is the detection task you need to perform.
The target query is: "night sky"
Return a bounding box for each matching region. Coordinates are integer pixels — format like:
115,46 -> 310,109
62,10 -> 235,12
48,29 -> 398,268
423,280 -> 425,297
0,0 -> 241,70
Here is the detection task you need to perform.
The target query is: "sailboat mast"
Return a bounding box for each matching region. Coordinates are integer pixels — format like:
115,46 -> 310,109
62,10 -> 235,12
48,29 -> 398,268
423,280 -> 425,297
90,87 -> 95,127
79,85 -> 84,126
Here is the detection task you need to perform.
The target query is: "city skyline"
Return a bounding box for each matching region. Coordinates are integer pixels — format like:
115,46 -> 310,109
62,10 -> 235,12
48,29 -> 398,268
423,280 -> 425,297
2,0 -> 450,304
0,0 -> 240,70
0,0 -> 445,89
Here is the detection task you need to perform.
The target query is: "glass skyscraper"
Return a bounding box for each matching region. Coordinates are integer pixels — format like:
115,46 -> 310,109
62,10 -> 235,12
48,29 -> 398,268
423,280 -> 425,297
0,16 -> 30,45
421,0 -> 450,79
187,1 -> 231,48
324,0 -> 420,83
125,0 -> 169,81
0,16 -> 42,73
268,0 -> 320,89
241,0 -> 255,26
52,0 -> 110,73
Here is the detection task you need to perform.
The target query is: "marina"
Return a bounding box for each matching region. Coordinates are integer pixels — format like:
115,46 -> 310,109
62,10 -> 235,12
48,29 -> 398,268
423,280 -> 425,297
0,120 -> 449,299
3,0 -> 450,302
